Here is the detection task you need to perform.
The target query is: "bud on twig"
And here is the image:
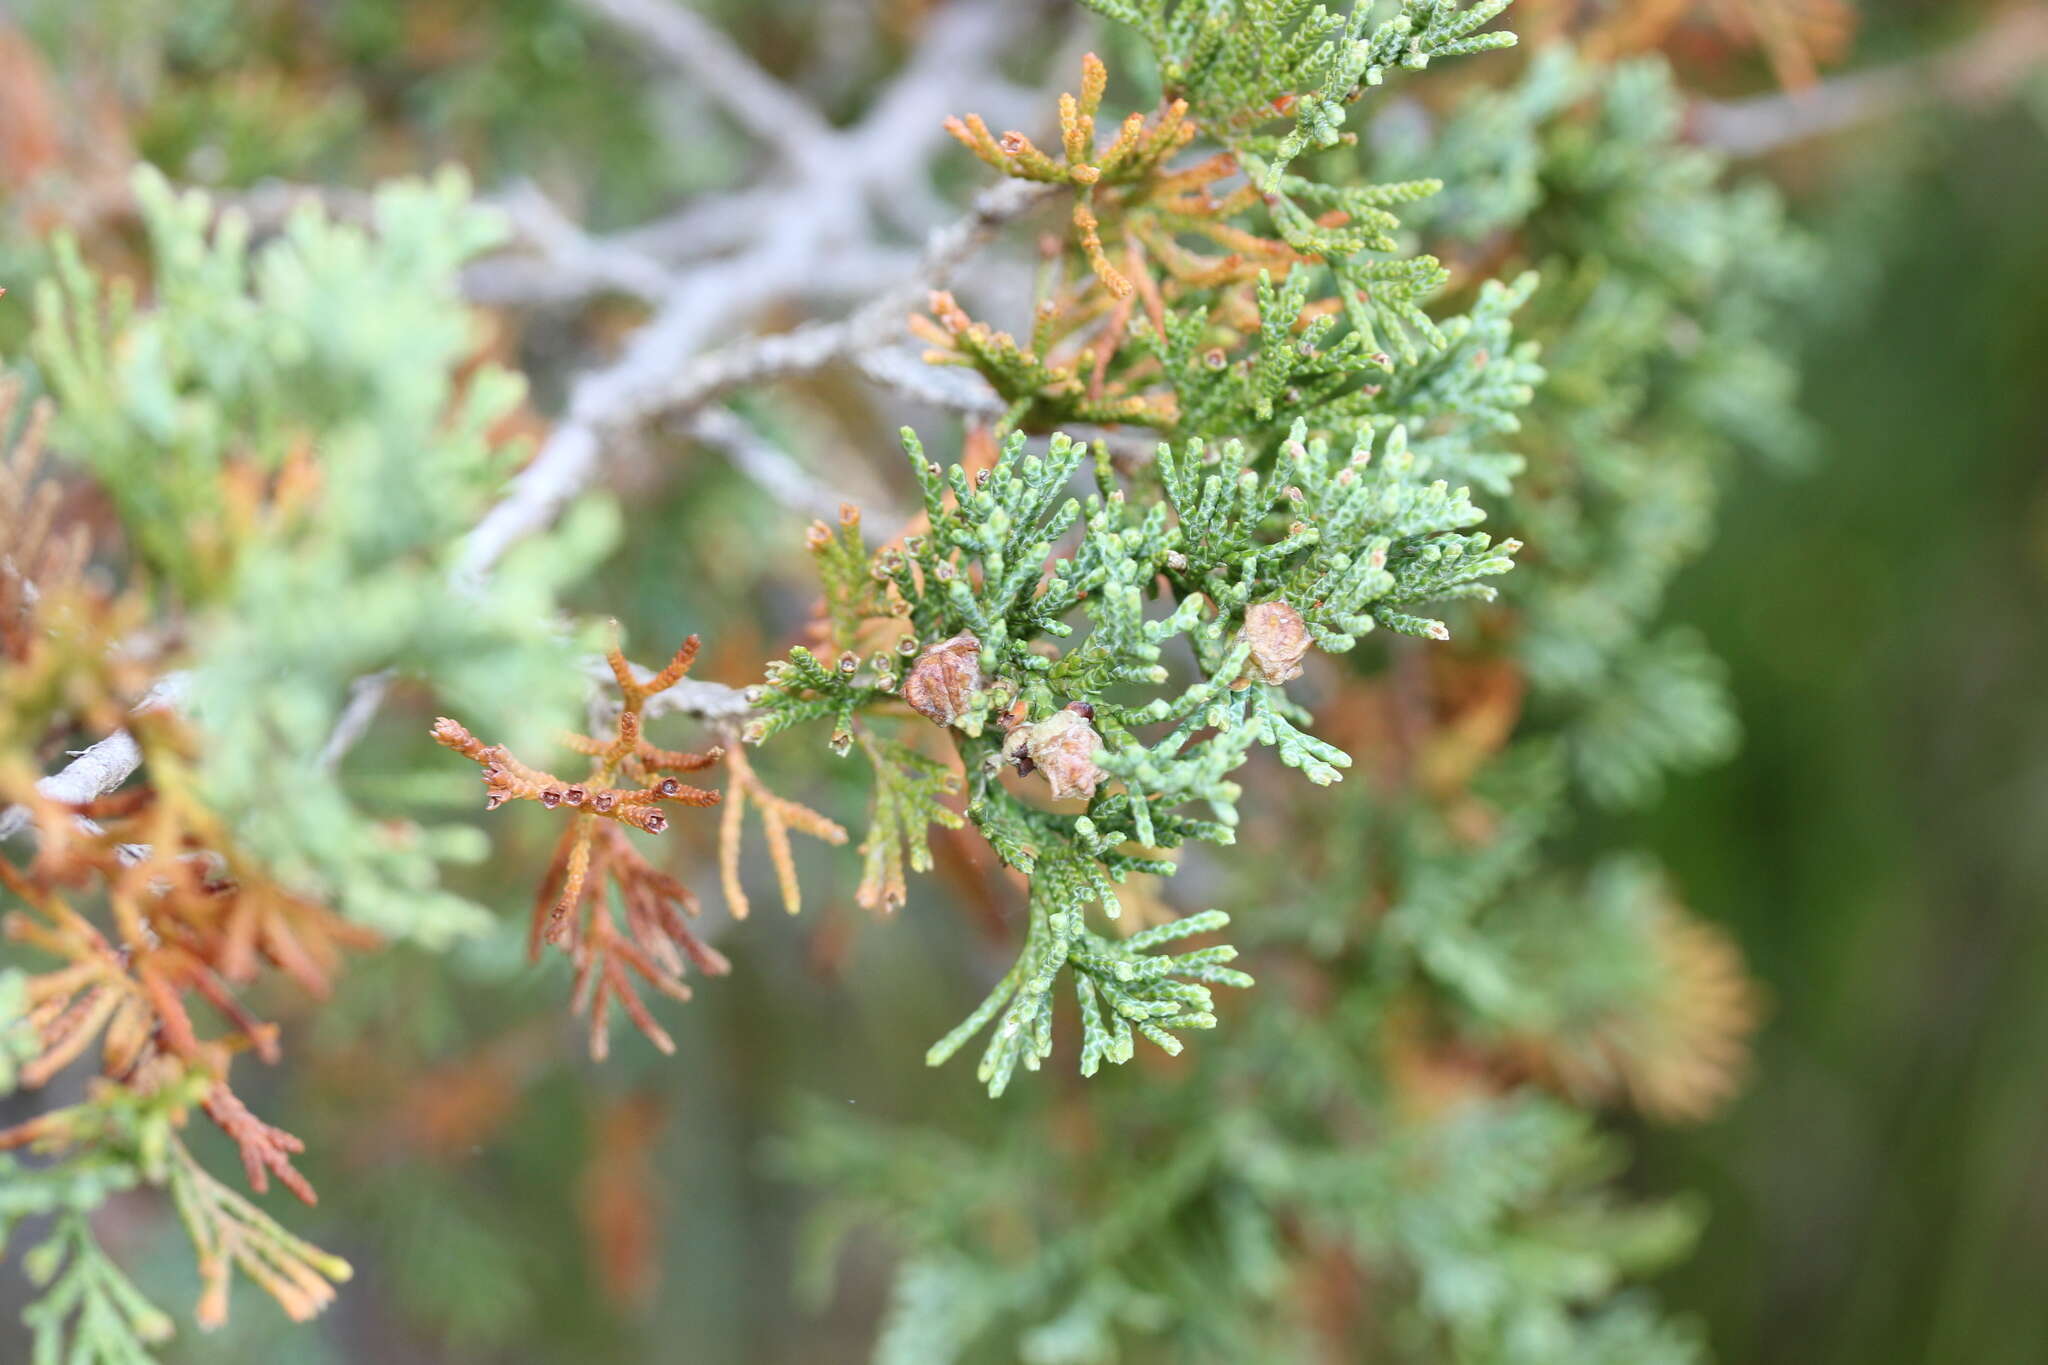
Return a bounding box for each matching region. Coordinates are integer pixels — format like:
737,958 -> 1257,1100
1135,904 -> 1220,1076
903,632 -> 983,728
1238,600 -> 1313,686
1004,703 -> 1105,802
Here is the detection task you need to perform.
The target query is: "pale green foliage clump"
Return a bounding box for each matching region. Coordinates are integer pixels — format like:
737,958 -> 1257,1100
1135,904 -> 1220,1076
3,1172 -> 173,1365
739,0 -> 1537,1101
923,862 -> 1252,1096
752,412 -> 1514,1094
1098,0 -> 1517,181
781,6 -> 1807,1364
33,167 -> 615,942
1142,266 -> 1544,463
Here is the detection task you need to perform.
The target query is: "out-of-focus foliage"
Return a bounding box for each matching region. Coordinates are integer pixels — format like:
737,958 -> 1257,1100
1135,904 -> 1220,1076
3,157 -> 606,1358
34,166 -> 611,943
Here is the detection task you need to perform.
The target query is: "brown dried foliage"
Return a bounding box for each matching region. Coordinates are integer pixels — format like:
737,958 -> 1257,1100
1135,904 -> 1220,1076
718,740 -> 846,920
925,54 -> 1326,435
1509,900 -> 1760,1123
1,718 -> 375,1206
578,1092 -> 668,1309
944,52 -> 1198,297
433,634 -> 727,1059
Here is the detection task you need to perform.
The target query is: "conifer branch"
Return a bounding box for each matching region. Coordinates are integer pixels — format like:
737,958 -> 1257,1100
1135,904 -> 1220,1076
455,176 -> 1056,585
2,0 -> 1892,1353
574,0 -> 837,170
452,0 -> 1054,584
685,406 -> 906,530
484,180 -> 680,306
0,681 -> 183,847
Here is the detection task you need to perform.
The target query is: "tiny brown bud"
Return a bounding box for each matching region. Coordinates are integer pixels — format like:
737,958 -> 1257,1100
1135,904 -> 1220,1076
1020,708 -> 1105,802
657,777 -> 682,797
540,788 -> 564,809
431,716 -> 480,754
617,806 -> 667,833
563,786 -> 588,806
903,632 -> 983,728
1240,600 -> 1313,686
593,791 -> 619,812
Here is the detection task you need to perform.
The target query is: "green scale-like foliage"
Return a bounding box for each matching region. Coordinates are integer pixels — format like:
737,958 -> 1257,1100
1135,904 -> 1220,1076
0,1062 -> 351,1365
0,0 -> 1826,1358
750,415 -> 1516,1094
931,3 -> 1538,454
1,1157 -> 171,1365
781,8 -> 1811,1364
1088,0 -> 1517,362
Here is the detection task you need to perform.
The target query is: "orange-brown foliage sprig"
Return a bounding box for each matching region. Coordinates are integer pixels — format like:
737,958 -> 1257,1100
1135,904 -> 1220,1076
1,715 -> 375,1207
432,633 -> 725,1059
945,51 -> 1308,302
930,54 -> 1340,435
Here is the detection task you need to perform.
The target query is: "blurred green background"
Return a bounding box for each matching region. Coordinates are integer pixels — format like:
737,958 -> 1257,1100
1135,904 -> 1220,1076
3,1 -> 2045,1361
1634,72 -> 2048,1361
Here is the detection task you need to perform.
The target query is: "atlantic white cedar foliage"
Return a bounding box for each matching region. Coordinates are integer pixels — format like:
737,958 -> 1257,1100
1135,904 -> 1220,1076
0,2 -> 1804,1362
